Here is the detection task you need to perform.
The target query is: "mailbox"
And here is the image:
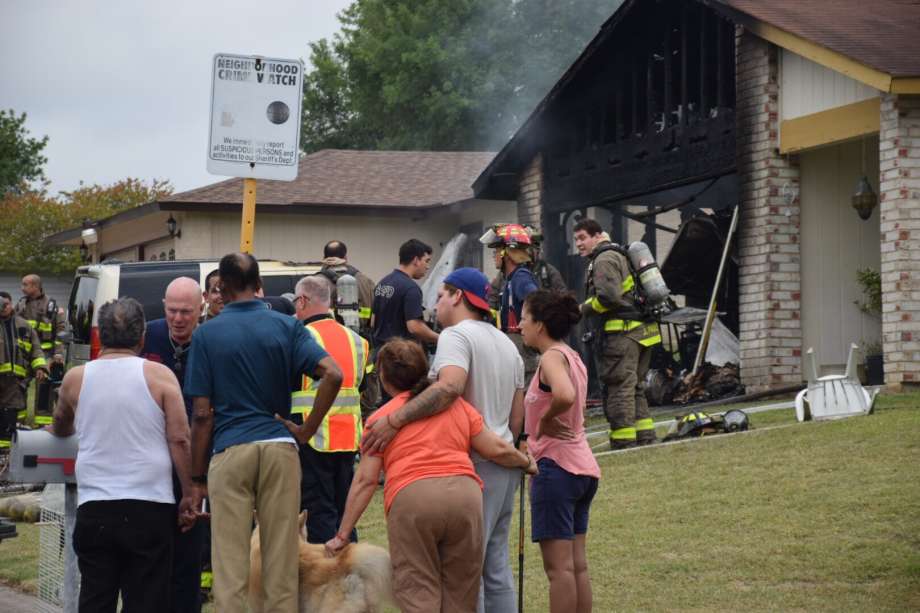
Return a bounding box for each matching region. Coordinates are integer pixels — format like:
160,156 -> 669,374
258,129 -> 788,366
8,429 -> 78,485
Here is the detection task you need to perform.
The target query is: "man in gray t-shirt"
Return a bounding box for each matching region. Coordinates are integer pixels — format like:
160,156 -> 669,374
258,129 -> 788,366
363,268 -> 525,613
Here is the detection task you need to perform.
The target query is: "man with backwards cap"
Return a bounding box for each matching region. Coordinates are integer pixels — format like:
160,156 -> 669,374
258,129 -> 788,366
363,267 -> 526,613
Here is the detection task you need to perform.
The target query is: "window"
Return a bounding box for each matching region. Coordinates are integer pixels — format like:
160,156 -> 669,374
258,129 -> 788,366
68,275 -> 99,343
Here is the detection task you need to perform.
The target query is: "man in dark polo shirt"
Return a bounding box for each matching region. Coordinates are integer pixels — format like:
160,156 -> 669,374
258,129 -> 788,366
186,253 -> 343,613
371,238 -> 439,348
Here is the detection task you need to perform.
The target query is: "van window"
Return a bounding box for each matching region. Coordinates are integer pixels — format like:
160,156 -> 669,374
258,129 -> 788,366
262,275 -> 299,297
69,275 -> 99,343
119,262 -> 200,321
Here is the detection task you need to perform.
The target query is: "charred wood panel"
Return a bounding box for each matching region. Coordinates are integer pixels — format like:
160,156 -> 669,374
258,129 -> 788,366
542,0 -> 736,215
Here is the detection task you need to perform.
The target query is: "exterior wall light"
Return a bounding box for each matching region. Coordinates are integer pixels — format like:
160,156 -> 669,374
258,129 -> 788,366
167,214 -> 181,238
851,176 -> 878,220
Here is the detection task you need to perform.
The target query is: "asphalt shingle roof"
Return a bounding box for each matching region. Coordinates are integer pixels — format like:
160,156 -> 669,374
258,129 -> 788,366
717,0 -> 920,77
164,149 -> 496,209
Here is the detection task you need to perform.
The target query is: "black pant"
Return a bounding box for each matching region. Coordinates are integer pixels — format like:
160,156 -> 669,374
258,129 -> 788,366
73,499 -> 175,613
170,473 -> 205,613
296,439 -> 357,544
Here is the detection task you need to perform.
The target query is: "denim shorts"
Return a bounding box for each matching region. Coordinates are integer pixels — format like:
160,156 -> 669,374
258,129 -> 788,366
530,457 -> 599,542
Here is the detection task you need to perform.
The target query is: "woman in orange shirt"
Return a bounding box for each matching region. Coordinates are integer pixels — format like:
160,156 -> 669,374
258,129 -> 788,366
324,338 -> 536,613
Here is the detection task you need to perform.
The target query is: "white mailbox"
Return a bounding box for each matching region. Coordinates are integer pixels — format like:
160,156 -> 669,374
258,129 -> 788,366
8,430 -> 78,485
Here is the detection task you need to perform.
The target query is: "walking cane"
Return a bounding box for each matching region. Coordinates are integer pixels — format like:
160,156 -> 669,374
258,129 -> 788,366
517,433 -> 529,613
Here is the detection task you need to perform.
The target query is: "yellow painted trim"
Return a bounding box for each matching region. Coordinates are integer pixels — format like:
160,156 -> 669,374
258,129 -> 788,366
742,19 -> 892,92
780,98 -> 880,154
891,78 -> 920,94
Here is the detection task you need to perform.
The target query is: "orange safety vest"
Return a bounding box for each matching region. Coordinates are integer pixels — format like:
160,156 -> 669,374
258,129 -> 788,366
291,317 -> 367,452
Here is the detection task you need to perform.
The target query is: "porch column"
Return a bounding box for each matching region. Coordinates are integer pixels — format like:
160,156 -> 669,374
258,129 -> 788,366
735,30 -> 803,392
879,93 -> 920,390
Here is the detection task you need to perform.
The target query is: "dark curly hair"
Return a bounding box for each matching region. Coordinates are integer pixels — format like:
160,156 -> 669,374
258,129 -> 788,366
376,338 -> 432,397
524,290 -> 581,340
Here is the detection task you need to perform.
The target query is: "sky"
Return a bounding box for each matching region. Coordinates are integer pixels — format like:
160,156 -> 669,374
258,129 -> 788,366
1,0 -> 353,195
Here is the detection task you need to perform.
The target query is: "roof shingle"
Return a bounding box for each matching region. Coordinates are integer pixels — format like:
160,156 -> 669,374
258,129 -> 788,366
165,149 -> 496,208
716,0 -> 920,77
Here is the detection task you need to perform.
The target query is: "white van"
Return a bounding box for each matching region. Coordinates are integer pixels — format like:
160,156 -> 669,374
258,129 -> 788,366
66,259 -> 322,365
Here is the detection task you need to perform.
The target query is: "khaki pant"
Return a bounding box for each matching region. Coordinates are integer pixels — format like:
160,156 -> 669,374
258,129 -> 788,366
387,476 -> 484,613
597,334 -> 655,446
209,442 -> 301,613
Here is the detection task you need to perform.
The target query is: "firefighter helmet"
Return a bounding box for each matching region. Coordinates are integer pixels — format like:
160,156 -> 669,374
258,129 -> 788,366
722,409 -> 750,433
479,223 -> 532,249
676,411 -> 714,438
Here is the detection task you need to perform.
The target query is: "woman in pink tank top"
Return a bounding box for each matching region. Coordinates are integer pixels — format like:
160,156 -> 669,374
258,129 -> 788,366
520,290 -> 600,613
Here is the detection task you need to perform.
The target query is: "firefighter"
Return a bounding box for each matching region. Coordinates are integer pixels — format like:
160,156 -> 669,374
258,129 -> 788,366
320,240 -> 376,335
0,291 -> 48,450
16,274 -> 64,425
481,223 -> 540,383
573,219 -> 660,449
488,226 -> 567,314
290,275 -> 368,544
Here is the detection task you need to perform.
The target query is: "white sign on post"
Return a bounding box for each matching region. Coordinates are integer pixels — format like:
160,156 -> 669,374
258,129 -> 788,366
207,53 -> 303,181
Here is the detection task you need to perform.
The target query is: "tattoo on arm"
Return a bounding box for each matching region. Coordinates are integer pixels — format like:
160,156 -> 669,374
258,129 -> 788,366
397,385 -> 453,426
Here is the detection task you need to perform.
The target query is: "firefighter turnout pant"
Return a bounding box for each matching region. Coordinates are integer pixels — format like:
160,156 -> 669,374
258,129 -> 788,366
597,334 -> 657,449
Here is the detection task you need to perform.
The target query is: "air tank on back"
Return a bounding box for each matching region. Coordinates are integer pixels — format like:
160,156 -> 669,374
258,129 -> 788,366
627,241 -> 670,307
336,273 -> 360,332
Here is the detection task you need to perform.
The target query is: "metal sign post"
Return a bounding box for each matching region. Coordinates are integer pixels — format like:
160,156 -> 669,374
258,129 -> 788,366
240,178 -> 257,253
207,53 -> 303,252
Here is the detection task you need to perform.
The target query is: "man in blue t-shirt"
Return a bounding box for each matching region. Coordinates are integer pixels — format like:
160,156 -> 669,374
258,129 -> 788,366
371,238 -> 439,348
140,276 -> 205,613
185,253 -> 343,613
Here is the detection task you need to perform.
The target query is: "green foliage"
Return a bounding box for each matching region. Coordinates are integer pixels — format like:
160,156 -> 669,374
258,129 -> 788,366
0,178 -> 172,275
301,0 -> 620,152
0,109 -> 49,195
855,267 -> 882,316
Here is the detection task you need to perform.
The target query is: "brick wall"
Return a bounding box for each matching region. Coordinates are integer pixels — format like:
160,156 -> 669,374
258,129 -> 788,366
517,154 -> 543,228
735,29 -> 803,392
879,93 -> 920,390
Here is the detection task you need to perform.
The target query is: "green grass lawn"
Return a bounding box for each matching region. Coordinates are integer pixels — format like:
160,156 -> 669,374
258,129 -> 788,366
3,394 -> 918,611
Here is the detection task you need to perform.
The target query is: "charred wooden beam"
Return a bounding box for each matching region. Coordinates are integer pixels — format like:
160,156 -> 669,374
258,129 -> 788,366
700,5 -> 707,115
681,1 -> 688,126
717,17 -> 726,109
664,14 -> 673,129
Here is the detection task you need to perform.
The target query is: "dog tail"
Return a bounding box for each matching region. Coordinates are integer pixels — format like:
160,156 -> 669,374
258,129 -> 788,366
350,543 -> 393,606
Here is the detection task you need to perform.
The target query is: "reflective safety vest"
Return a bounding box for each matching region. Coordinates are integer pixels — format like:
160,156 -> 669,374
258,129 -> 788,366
291,317 -> 368,452
586,272 -> 662,347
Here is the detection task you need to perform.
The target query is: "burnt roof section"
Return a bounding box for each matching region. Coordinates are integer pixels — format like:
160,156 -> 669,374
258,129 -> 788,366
473,0 -> 919,200
165,149 -> 496,209
713,0 -> 920,77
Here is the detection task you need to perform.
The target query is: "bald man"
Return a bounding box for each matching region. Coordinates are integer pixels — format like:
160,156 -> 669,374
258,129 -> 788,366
140,277 -> 207,613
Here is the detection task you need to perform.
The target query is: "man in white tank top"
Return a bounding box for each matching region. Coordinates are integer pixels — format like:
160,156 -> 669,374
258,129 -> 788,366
52,297 -> 197,613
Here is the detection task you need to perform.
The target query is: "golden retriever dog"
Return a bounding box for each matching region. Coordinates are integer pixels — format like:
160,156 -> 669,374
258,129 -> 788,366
249,512 -> 392,613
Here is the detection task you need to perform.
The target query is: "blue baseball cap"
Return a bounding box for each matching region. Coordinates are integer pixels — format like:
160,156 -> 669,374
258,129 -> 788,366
443,267 -> 491,312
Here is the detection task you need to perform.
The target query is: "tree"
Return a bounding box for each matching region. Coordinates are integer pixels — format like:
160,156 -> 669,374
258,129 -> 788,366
0,109 -> 49,194
301,0 -> 620,152
0,178 -> 172,275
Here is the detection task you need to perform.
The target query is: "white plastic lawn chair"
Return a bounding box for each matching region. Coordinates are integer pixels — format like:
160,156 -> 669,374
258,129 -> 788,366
794,344 -> 878,422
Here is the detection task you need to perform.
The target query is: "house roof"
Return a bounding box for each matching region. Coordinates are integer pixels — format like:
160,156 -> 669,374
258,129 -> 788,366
164,149 -> 496,210
713,0 -> 920,78
474,0 -> 920,200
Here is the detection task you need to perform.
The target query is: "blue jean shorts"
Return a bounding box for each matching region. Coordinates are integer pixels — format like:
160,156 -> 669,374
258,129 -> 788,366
530,457 -> 599,542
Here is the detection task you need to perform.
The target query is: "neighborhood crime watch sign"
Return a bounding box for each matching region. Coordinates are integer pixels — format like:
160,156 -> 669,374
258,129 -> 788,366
207,53 -> 303,181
